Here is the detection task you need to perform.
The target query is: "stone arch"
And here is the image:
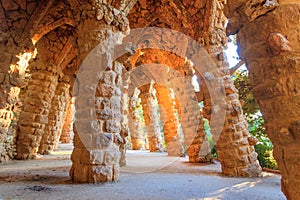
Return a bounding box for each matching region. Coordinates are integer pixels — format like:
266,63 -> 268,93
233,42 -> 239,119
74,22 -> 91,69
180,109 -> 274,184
0,0 -> 78,160
0,0 -> 299,199
120,38 -> 261,177
16,25 -> 77,158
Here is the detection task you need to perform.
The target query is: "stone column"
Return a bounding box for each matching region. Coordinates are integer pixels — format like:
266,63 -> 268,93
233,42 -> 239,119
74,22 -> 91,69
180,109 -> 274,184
119,74 -> 129,166
128,89 -> 147,150
139,84 -> 163,152
197,118 -> 212,163
194,74 -> 213,163
230,1 -> 300,198
202,48 -> 261,177
174,61 -> 205,163
155,84 -> 184,156
71,60 -> 124,183
215,68 -> 261,177
38,81 -> 70,154
17,66 -> 58,159
60,97 -> 75,143
70,2 -> 129,183
0,0 -> 35,163
184,0 -> 262,177
0,34 -> 35,161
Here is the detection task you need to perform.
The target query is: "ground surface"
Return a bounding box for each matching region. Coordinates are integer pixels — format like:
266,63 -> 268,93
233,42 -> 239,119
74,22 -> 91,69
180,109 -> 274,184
0,144 -> 286,200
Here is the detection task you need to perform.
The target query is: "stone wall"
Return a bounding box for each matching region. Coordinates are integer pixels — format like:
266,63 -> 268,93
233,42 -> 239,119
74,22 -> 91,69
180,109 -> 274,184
119,69 -> 129,166
203,0 -> 261,177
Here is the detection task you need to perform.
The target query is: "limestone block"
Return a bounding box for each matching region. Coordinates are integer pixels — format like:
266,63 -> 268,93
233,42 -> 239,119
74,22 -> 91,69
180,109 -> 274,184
35,114 -> 48,124
75,119 -> 96,132
79,133 -> 94,148
97,108 -> 113,120
110,97 -> 121,112
248,136 -> 258,146
106,120 -> 121,133
76,108 -> 95,119
91,165 -> 113,182
230,131 -> 242,141
104,150 -> 120,166
248,152 -> 259,163
90,150 -> 105,164
72,163 -> 89,183
19,125 -> 35,135
94,133 -> 112,149
73,132 -> 86,149
113,61 -> 123,75
19,112 -> 36,122
97,84 -> 114,97
101,71 -> 117,85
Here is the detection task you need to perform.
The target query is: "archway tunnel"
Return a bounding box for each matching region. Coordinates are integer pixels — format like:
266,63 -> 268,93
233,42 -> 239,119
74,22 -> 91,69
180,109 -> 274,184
0,0 -> 299,199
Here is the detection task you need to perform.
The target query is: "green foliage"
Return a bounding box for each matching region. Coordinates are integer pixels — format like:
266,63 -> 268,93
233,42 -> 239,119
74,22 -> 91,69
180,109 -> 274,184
247,114 -> 278,170
203,118 -> 218,158
233,70 -> 259,114
198,102 -> 218,158
234,70 -> 278,170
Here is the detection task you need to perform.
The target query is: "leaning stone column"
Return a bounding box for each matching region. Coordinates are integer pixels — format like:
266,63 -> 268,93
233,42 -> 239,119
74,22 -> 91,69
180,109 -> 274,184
155,84 -> 184,156
128,89 -> 147,150
229,1 -> 300,198
173,60 -> 205,163
139,84 -> 164,152
60,97 -> 75,144
70,2 -> 129,183
17,65 -> 58,159
215,69 -> 261,177
38,81 -> 70,154
187,0 -> 262,177
194,74 -> 213,163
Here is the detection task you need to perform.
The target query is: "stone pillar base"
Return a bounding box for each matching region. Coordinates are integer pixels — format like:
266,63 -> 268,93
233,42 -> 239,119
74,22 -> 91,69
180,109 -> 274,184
70,147 -> 120,183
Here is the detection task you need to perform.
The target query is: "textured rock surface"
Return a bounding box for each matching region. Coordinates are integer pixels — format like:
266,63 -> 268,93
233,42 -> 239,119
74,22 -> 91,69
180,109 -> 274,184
16,25 -> 75,159
155,84 -> 185,156
139,83 -> 164,152
60,97 -> 75,144
69,1 -> 130,183
38,80 -> 70,155
128,89 -> 147,150
226,1 -> 300,198
0,0 -> 35,162
17,68 -> 58,159
0,0 -> 299,198
128,0 -> 261,177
